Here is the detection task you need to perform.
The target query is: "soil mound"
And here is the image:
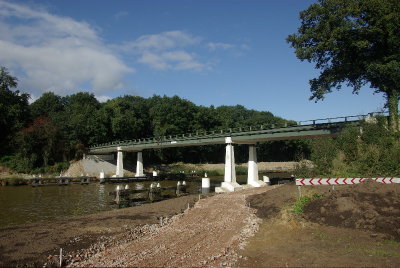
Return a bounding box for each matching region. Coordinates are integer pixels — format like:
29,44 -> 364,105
247,183 -> 298,219
303,180 -> 400,241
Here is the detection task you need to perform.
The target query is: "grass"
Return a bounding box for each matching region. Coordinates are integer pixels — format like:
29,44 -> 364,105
384,239 -> 400,246
291,192 -> 323,214
315,231 -> 329,240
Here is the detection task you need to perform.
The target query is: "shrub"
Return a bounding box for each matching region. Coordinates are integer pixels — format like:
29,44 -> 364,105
308,118 -> 400,177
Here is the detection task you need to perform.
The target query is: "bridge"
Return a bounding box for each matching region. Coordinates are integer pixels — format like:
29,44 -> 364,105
89,113 -> 380,192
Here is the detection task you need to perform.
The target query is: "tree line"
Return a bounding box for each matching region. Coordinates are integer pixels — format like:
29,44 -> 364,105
0,67 -> 309,174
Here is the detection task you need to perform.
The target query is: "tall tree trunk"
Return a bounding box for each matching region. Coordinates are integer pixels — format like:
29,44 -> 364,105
387,89 -> 399,132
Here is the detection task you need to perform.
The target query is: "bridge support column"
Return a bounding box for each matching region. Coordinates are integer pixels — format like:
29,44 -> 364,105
135,151 -> 144,177
216,137 -> 243,192
247,145 -> 266,187
116,147 -> 124,178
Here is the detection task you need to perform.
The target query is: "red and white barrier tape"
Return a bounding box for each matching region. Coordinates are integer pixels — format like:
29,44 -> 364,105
296,177 -> 400,186
372,177 -> 400,184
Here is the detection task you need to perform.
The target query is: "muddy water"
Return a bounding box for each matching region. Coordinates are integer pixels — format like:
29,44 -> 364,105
0,180 -> 201,229
0,173 -> 289,229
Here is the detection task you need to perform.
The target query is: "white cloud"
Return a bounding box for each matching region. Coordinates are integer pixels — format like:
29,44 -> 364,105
137,50 -> 205,71
122,30 -> 201,52
96,95 -> 112,103
0,1 -> 133,95
0,0 -> 250,95
118,30 -> 207,71
114,11 -> 129,20
207,42 -> 235,51
138,52 -> 168,70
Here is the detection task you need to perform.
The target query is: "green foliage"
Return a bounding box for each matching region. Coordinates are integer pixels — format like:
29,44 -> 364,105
0,154 -> 33,173
287,0 -> 400,131
100,96 -> 147,140
29,92 -> 64,119
305,119 -> 400,177
310,137 -> 338,175
235,167 -> 248,175
199,169 -> 224,176
0,67 -> 30,153
0,67 -> 309,173
292,193 -> 323,214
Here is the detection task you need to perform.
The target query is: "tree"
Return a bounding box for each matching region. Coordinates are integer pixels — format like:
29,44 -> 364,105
0,67 -> 30,152
62,92 -> 104,158
101,96 -> 147,140
15,116 -> 62,168
148,95 -> 199,136
287,0 -> 400,131
30,92 -> 65,119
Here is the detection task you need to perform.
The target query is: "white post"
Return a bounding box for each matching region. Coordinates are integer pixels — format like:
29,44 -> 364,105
116,147 -> 124,178
247,145 -> 258,184
263,175 -> 271,185
216,137 -> 242,192
224,137 -> 236,183
135,151 -> 144,177
247,145 -> 267,187
99,170 -> 105,183
202,177 -> 210,194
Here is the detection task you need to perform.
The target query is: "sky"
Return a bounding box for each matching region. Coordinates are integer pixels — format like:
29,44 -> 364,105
0,0 -> 388,122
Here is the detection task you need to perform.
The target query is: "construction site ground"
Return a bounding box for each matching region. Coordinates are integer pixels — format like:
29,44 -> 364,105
0,180 -> 399,267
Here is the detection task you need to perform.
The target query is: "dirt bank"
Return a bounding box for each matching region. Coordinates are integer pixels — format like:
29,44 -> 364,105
0,194 -> 199,267
2,180 -> 399,267
239,181 -> 400,267
303,180 -> 400,241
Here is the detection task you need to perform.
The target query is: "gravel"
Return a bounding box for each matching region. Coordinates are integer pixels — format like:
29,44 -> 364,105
68,186 -> 273,267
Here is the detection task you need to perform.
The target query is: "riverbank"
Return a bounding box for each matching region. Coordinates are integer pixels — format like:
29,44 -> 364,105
0,194 -> 200,267
62,160 -> 300,178
3,180 -> 397,267
0,160 -> 300,185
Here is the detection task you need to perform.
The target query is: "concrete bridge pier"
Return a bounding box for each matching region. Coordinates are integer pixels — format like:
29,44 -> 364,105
216,137 -> 243,192
247,145 -> 267,187
135,151 -> 145,177
116,146 -> 124,177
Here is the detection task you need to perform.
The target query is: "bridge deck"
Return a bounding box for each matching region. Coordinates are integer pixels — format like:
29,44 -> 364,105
89,120 -> 359,154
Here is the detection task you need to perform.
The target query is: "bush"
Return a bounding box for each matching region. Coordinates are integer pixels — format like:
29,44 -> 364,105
308,118 -> 400,177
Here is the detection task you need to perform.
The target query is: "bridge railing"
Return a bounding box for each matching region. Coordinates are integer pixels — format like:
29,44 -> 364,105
89,121 -> 300,149
296,111 -> 388,126
89,112 -> 388,150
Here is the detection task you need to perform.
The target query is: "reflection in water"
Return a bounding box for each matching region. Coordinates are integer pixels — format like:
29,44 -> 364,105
135,183 -> 144,190
98,184 -> 106,209
0,175 -> 260,228
0,178 -> 208,228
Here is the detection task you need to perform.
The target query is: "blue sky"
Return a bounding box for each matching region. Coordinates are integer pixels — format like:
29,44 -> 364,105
0,0 -> 387,121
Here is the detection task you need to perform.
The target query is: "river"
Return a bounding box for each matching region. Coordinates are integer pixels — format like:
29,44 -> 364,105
0,173 -> 290,229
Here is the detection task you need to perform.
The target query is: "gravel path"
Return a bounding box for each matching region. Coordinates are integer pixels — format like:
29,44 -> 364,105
73,186 -> 274,267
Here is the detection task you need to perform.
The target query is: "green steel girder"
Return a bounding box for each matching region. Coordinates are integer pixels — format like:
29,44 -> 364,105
89,121 -> 357,154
